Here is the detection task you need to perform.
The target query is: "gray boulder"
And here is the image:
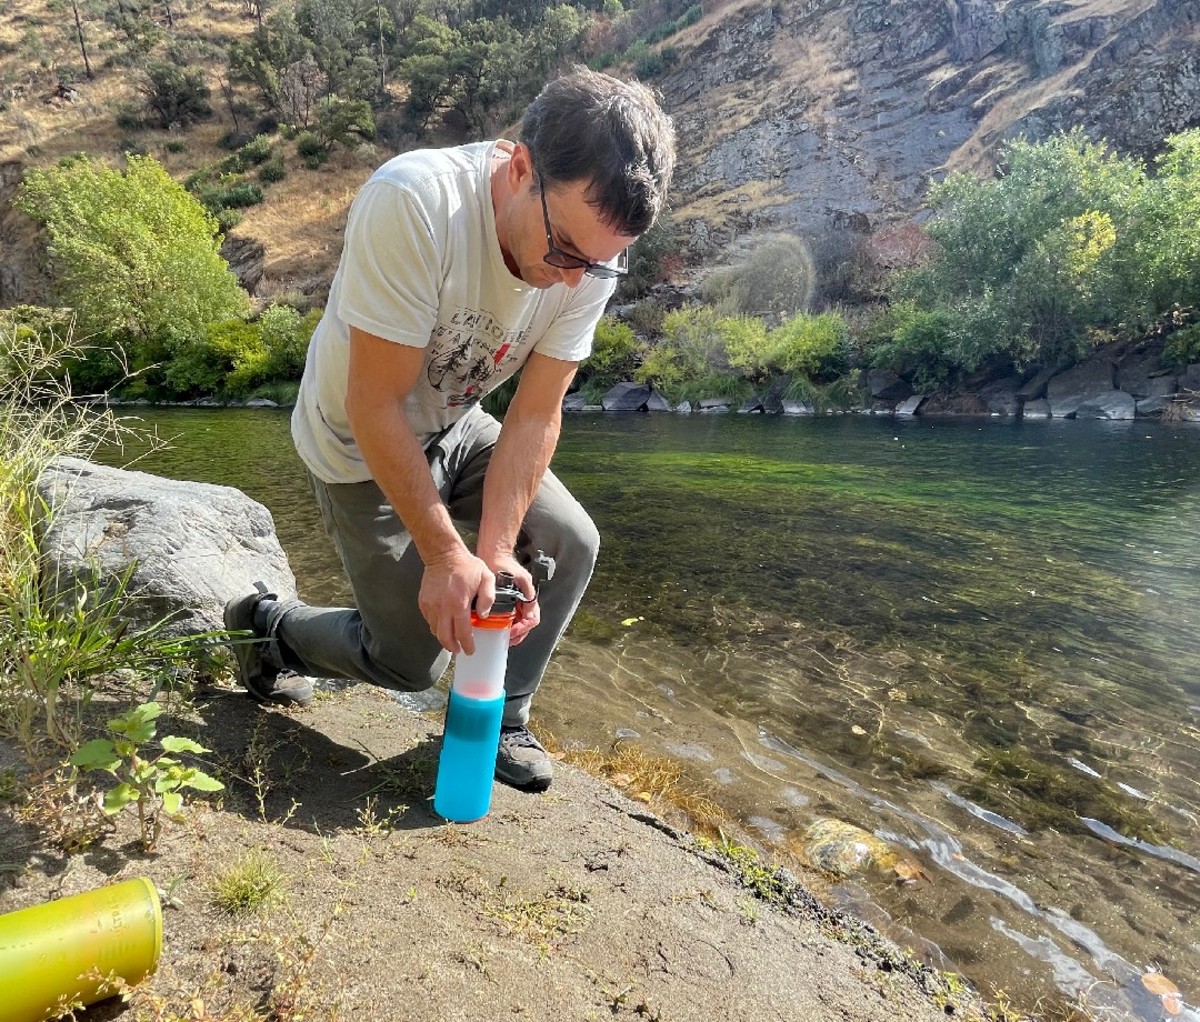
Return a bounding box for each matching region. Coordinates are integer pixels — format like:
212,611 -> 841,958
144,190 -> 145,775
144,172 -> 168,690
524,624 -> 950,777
782,400 -> 814,415
698,398 -> 731,413
867,369 -> 912,403
1022,399 -> 1051,419
1181,364 -> 1200,391
1074,391 -> 1136,420
37,457 -> 297,639
1015,365 -> 1057,402
980,375 -> 1021,416
1116,345 -> 1172,398
1046,359 -> 1115,417
600,382 -> 671,412
1136,394 -> 1172,417
896,394 -> 926,416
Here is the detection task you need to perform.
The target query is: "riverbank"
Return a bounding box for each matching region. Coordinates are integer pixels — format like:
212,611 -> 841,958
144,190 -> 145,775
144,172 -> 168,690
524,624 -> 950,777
0,680 -> 1007,1022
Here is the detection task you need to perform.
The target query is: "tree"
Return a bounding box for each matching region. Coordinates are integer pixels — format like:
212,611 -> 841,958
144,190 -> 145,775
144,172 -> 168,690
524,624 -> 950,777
141,61 -> 213,127
315,93 -> 375,148
14,155 -> 249,354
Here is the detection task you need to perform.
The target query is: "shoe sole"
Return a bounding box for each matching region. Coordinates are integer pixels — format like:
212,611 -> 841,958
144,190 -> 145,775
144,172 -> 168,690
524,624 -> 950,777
494,763 -> 553,793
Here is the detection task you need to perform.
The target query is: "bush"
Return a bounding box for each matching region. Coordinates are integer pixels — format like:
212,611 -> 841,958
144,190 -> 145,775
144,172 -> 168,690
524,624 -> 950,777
239,134 -> 273,165
164,319 -> 267,398
1163,323 -> 1200,369
14,155 -> 248,352
581,317 -> 640,394
701,235 -> 814,319
617,214 -> 679,301
258,155 -> 286,183
141,61 -> 211,128
295,131 -> 326,159
215,208 -> 243,232
769,312 -> 850,383
259,304 -> 317,379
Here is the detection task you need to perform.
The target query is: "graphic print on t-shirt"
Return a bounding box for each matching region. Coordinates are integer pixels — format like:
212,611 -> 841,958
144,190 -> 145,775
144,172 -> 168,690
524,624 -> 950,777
427,306 -> 526,408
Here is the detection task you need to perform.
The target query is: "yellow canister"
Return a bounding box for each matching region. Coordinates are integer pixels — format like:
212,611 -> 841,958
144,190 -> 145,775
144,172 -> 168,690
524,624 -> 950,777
0,876 -> 162,1022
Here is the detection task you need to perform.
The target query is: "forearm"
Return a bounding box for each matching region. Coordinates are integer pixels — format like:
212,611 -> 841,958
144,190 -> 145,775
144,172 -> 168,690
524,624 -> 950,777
346,391 -> 466,566
476,410 -> 561,564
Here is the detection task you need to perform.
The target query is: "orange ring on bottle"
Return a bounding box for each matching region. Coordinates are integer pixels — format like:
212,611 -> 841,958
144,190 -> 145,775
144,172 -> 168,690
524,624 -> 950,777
470,610 -> 516,629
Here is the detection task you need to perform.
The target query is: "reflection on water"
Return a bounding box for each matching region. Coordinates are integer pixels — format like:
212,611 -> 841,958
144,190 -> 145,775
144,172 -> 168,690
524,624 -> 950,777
99,408 -> 1200,1021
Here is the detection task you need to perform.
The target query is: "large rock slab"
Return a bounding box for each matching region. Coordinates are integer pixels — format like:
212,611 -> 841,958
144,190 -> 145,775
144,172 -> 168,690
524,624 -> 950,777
1074,391 -> 1136,420
1046,359 -> 1116,417
867,369 -> 911,403
600,383 -> 672,412
37,457 -> 297,638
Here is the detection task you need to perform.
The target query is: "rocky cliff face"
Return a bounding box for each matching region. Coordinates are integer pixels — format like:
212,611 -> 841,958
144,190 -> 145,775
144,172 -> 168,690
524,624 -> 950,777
663,0 -> 1200,264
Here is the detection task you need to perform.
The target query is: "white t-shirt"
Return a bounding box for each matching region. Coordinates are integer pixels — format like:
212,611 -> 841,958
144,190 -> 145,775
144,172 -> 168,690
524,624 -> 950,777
292,141 -> 615,484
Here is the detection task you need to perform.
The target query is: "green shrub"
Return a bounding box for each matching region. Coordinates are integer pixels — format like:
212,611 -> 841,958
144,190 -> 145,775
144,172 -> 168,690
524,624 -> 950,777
1163,323 -> 1200,369
142,61 -> 211,128
164,319 -> 267,398
864,303 -> 956,393
769,312 -> 850,382
617,214 -> 678,301
635,306 -> 738,399
296,131 -> 326,160
582,317 -> 640,394
239,133 -> 273,165
259,303 -> 315,379
215,208 -> 243,232
258,155 -> 286,184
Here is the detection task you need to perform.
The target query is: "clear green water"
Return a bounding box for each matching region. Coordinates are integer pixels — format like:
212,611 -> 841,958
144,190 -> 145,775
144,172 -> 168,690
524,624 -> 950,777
100,408 -> 1200,1021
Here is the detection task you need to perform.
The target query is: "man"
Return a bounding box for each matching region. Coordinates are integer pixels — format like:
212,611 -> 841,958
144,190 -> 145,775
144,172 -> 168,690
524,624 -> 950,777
225,68 -> 676,793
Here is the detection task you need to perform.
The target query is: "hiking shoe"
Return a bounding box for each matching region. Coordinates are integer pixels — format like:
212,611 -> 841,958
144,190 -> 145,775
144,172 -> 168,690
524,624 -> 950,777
495,725 -> 553,793
223,582 -> 313,707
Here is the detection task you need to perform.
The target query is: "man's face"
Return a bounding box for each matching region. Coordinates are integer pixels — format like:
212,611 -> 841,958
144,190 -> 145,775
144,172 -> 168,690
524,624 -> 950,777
505,147 -> 637,290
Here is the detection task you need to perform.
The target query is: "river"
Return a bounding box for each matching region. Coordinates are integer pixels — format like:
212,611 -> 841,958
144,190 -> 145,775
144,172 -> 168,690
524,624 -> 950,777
100,407 -> 1200,1021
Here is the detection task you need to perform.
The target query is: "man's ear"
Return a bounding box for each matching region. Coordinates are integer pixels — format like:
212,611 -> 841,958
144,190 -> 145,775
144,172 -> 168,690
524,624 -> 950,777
509,143 -> 535,190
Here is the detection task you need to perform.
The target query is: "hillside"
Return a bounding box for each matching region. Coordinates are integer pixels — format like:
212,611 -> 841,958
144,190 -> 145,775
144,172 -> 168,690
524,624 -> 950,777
1,0 -> 1198,311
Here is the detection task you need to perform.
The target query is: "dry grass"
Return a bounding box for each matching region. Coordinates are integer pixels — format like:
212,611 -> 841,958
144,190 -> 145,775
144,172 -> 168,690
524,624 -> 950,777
674,177 -> 789,223
540,730 -> 725,835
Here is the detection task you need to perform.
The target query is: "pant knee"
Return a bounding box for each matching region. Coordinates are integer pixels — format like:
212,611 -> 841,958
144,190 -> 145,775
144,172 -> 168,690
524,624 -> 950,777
362,627 -> 448,692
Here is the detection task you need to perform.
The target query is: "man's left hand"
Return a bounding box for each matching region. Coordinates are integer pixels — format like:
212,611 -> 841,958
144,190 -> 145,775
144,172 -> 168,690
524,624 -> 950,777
487,554 -> 540,646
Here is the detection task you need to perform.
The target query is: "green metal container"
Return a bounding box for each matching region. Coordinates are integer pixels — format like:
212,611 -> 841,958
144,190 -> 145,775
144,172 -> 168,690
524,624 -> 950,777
0,876 -> 162,1022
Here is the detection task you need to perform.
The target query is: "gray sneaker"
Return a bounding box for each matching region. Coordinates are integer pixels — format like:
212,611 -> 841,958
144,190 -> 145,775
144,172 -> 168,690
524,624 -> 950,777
223,582 -> 313,707
495,726 -> 553,793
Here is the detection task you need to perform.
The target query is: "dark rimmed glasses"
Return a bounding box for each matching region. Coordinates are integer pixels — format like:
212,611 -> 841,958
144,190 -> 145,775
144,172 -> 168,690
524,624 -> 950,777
538,177 -> 628,279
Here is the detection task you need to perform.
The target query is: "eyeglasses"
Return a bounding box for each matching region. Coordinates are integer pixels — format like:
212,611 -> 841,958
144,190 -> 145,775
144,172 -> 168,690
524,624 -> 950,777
538,177 -> 628,279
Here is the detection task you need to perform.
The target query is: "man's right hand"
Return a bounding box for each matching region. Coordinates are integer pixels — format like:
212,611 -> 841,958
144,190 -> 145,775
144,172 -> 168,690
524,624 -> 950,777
418,547 -> 496,656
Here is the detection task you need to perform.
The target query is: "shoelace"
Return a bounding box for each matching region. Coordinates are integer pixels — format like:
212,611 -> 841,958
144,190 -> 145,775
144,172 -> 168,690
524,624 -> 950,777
500,727 -> 541,749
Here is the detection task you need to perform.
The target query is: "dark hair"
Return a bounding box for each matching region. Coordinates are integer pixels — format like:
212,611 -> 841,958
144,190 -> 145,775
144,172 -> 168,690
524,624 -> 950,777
519,67 -> 676,237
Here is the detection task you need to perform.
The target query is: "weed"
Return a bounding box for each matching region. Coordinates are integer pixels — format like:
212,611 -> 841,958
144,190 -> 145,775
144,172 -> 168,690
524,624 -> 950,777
70,701 -> 224,851
355,794 -> 407,835
16,765 -> 110,853
211,849 -> 287,916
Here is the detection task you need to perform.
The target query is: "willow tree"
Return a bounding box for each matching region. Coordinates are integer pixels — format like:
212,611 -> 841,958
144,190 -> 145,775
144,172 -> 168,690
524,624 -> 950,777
14,154 -> 249,362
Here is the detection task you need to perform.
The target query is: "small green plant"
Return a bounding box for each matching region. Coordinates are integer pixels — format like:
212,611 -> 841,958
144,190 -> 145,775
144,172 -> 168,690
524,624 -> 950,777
211,849 -> 287,915
69,701 -> 224,851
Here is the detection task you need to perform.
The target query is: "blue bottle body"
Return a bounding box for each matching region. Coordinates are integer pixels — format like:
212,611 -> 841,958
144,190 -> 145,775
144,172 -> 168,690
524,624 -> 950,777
433,690 -> 505,823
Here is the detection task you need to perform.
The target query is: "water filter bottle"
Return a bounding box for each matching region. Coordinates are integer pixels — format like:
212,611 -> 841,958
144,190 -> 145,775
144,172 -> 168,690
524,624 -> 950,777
433,572 -> 522,823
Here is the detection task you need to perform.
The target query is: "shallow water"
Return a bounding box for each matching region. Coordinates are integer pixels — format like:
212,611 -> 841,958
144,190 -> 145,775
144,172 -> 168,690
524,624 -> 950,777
99,408 -> 1200,1020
